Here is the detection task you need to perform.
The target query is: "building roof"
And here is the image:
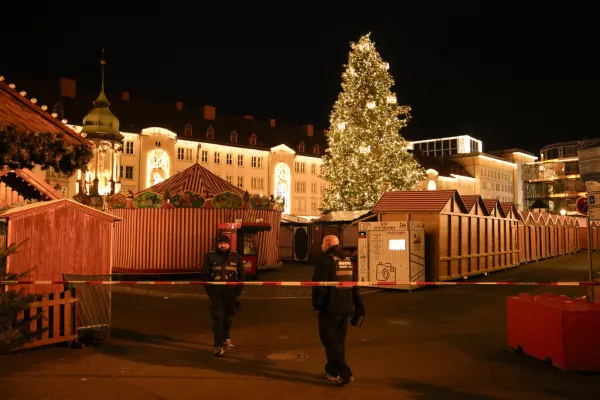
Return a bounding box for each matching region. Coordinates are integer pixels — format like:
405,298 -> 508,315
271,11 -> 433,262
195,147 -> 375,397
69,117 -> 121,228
488,148 -> 538,158
500,202 -> 519,218
315,210 -> 372,223
448,151 -> 517,166
540,140 -> 597,151
0,78 -> 89,146
140,163 -> 245,198
461,195 -> 481,212
0,198 -> 121,222
482,199 -> 506,217
23,80 -> 327,156
372,190 -> 467,213
414,154 -> 473,178
0,168 -> 63,201
529,198 -> 549,210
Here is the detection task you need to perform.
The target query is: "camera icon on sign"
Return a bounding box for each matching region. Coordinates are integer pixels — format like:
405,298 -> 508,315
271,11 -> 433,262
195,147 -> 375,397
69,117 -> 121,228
376,262 -> 396,282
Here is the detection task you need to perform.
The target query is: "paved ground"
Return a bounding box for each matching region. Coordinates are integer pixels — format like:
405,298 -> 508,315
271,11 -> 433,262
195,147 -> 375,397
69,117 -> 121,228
2,252 -> 600,399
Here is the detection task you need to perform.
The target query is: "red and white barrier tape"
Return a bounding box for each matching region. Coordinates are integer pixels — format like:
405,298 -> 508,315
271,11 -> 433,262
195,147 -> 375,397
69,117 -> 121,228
1,280 -> 599,287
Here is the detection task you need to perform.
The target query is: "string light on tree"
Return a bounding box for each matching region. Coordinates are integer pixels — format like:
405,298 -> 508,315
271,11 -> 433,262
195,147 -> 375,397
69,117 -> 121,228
320,33 -> 425,212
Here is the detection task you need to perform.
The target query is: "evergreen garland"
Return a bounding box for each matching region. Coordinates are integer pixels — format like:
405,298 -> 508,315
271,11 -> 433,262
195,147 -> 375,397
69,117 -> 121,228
0,126 -> 93,175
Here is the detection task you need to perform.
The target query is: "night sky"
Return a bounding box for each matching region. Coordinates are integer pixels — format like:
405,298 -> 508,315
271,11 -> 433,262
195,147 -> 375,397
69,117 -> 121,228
2,15 -> 598,154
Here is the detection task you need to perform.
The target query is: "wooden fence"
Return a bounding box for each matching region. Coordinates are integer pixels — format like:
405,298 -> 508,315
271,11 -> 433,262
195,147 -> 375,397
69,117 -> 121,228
16,289 -> 78,351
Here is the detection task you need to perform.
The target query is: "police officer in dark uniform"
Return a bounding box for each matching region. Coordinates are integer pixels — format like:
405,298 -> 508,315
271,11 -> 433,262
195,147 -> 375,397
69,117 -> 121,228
312,235 -> 364,385
201,235 -> 245,356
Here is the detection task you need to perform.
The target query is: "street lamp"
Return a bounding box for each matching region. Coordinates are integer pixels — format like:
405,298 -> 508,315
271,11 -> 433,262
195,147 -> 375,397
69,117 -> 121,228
560,209 -> 567,216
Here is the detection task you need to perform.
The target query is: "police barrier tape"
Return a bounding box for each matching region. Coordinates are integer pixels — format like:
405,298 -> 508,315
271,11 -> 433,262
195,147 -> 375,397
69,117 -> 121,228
1,280 -> 600,287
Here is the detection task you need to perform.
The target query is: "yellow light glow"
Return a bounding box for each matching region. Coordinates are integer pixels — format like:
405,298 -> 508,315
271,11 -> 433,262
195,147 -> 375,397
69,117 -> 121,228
270,144 -> 296,154
198,142 -> 269,156
176,139 -> 201,149
121,132 -> 138,141
141,127 -> 178,140
146,149 -> 170,188
525,157 -> 579,165
450,174 -> 476,181
295,155 -> 323,164
67,124 -> 83,133
437,176 -> 457,181
512,151 -> 538,160
425,168 -> 439,175
478,154 -> 517,168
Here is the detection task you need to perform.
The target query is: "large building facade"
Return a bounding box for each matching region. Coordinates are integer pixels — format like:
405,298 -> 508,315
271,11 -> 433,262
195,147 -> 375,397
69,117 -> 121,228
31,77 -> 328,219
409,135 -> 538,210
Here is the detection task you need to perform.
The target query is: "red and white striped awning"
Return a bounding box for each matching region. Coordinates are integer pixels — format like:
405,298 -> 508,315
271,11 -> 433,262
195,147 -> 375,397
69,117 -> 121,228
140,163 -> 245,198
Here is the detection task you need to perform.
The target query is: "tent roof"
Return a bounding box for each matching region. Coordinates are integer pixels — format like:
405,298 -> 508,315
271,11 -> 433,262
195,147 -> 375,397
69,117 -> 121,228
139,163 -> 245,198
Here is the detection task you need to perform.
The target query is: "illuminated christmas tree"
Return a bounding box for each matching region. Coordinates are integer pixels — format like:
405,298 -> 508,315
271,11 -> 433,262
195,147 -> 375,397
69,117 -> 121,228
321,33 -> 425,211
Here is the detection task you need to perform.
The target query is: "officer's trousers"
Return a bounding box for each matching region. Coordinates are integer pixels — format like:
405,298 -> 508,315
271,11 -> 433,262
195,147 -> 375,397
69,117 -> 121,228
208,288 -> 237,347
318,312 -> 352,379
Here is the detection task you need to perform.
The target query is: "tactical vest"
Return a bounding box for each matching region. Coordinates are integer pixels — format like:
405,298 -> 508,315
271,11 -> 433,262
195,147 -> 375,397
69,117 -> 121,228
333,255 -> 354,289
209,252 -> 241,281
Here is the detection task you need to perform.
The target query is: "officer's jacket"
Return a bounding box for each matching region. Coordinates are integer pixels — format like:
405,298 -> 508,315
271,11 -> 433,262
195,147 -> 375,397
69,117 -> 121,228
201,250 -> 245,296
312,245 -> 362,314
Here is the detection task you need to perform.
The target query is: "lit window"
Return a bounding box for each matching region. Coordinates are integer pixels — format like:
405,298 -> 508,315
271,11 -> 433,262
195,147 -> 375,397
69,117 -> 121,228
125,141 -> 134,155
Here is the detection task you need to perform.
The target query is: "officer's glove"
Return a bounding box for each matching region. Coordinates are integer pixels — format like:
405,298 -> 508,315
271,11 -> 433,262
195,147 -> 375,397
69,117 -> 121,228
350,304 -> 365,328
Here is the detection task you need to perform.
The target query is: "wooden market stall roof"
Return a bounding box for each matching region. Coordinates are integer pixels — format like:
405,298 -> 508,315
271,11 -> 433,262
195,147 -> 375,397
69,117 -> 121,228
482,199 -> 506,218
372,189 -> 468,213
500,202 -> 519,219
0,167 -> 63,201
461,195 -> 480,212
460,195 -> 490,215
140,163 -> 245,198
0,198 -> 121,222
0,78 -> 89,145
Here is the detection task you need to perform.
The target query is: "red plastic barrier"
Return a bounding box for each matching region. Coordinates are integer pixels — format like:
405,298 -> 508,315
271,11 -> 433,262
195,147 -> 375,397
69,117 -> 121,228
507,293 -> 600,371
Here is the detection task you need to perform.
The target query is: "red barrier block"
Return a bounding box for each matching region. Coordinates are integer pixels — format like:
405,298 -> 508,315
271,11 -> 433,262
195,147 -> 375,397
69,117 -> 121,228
507,293 -> 600,371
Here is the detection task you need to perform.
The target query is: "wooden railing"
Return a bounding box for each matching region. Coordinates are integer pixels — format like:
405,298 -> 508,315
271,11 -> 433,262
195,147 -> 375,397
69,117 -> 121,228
19,289 -> 78,350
